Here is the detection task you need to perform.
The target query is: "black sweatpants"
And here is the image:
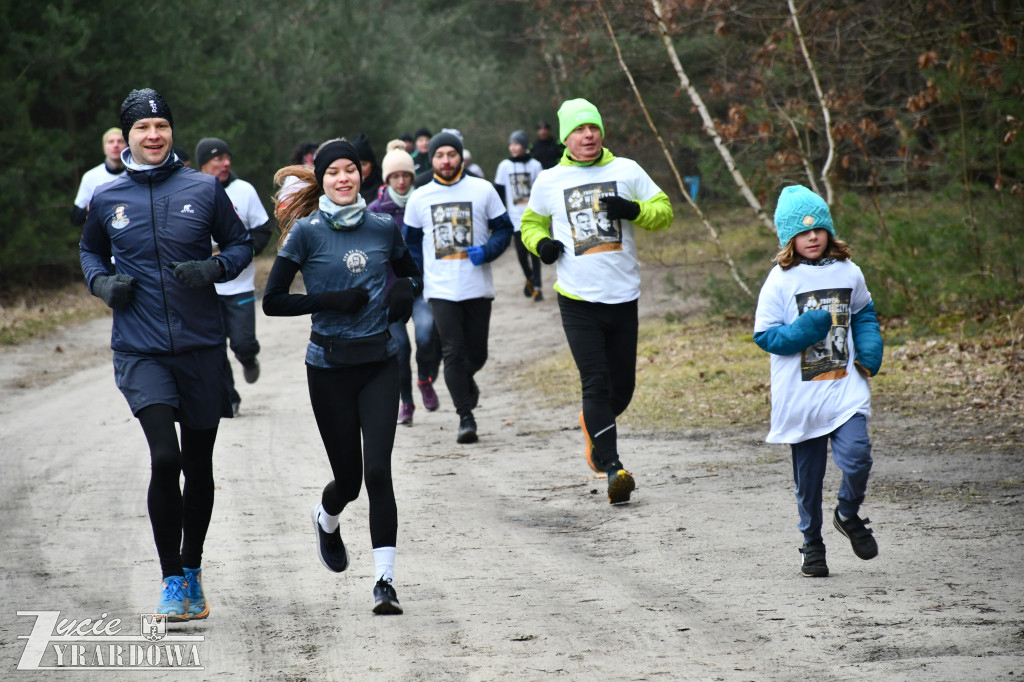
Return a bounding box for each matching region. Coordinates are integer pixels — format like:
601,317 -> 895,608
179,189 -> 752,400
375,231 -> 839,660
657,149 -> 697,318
557,294 -> 639,470
137,404 -> 217,579
429,297 -> 492,416
307,358 -> 400,548
513,231 -> 542,290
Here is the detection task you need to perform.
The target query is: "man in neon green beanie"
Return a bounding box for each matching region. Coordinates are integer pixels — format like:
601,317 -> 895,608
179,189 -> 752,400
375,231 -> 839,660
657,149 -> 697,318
520,97 -> 673,505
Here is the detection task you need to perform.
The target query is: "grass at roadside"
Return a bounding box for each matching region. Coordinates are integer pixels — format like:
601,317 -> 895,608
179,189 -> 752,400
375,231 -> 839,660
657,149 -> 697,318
0,286 -> 109,345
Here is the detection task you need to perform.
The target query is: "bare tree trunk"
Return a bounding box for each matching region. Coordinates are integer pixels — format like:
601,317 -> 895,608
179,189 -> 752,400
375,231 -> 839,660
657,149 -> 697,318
597,0 -> 752,297
649,0 -> 775,235
787,0 -> 836,205
537,20 -> 565,102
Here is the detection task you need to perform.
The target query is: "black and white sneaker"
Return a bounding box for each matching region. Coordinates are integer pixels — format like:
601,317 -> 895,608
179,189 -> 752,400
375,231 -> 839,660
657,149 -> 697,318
799,541 -> 829,577
372,578 -> 403,615
833,507 -> 878,560
311,506 -> 349,573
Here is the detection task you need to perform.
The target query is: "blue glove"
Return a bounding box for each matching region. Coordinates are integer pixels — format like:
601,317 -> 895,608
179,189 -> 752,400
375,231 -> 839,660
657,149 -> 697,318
466,246 -> 485,266
753,309 -> 832,356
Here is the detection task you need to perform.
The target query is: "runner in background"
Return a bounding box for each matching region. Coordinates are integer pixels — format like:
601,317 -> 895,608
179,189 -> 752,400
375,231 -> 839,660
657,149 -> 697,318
195,137 -> 273,415
494,130 -> 544,301
71,127 -> 126,226
368,140 -> 442,425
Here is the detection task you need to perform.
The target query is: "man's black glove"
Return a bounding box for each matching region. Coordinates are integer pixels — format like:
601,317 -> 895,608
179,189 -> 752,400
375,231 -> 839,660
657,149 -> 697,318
92,273 -> 137,309
319,288 -> 370,313
536,237 -> 564,265
385,278 -> 416,324
600,195 -> 641,222
170,259 -> 223,287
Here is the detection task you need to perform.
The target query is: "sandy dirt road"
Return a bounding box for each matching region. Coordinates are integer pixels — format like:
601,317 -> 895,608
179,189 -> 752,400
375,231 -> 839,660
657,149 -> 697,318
1,253 -> 1021,680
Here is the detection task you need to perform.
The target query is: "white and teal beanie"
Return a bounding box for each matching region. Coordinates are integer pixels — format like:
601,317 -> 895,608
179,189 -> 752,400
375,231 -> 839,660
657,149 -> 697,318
773,185 -> 835,247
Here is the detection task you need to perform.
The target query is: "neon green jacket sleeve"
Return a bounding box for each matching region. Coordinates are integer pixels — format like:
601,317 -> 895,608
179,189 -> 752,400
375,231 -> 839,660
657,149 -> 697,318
633,190 -> 673,232
519,207 -> 552,256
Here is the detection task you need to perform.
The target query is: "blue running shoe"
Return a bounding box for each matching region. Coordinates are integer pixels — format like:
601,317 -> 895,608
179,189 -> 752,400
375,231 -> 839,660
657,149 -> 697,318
156,575 -> 188,622
183,567 -> 209,620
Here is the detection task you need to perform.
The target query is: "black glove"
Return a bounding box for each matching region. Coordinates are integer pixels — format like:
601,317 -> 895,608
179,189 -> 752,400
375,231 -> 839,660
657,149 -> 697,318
385,278 -> 416,324
537,237 -> 564,265
92,273 -> 137,309
319,288 -> 370,313
170,259 -> 224,287
600,195 -> 641,222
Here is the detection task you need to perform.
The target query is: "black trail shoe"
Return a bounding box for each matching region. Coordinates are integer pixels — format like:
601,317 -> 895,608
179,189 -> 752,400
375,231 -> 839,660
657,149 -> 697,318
312,506 -> 349,572
799,541 -> 829,577
373,579 -> 403,615
457,414 -> 478,444
606,466 -> 636,504
833,507 -> 879,560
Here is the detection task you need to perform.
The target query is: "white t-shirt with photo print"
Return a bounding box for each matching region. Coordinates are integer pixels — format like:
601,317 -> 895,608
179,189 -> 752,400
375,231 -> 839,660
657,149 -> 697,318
494,157 -> 543,230
526,157 -> 663,304
753,259 -> 873,444
404,175 -> 507,302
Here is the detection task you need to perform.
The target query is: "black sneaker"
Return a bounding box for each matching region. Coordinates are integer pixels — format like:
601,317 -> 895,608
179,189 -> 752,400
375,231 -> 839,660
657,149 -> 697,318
468,377 -> 480,409
799,541 -> 829,577
242,358 -> 260,384
833,507 -> 878,560
456,414 -> 478,444
311,506 -> 349,572
372,578 -> 403,615
606,466 -> 636,504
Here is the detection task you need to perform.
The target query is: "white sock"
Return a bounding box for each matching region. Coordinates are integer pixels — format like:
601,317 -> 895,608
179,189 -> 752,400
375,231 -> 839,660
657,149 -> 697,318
373,546 -> 396,583
317,504 -> 340,533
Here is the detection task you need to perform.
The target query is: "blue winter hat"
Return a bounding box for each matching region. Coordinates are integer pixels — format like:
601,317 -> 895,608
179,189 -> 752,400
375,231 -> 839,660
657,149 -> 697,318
773,185 -> 835,247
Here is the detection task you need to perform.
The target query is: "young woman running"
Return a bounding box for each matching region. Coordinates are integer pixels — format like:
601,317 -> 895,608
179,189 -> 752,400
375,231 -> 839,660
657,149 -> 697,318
264,139 -> 421,614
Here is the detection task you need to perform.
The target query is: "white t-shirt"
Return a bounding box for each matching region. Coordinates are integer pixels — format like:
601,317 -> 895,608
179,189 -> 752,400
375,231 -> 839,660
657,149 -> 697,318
753,259 -> 873,444
74,163 -> 124,209
215,178 -> 269,295
404,175 -> 506,302
493,157 -> 543,230
526,157 -> 662,303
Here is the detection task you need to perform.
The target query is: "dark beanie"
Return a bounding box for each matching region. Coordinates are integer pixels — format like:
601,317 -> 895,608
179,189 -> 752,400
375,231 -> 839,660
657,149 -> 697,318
195,137 -> 231,168
314,140 -> 361,189
414,127 -> 432,140
428,131 -> 463,162
120,88 -> 173,135
350,133 -> 377,164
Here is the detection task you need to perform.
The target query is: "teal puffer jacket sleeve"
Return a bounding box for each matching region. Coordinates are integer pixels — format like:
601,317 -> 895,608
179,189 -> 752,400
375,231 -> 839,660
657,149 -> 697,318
851,301 -> 883,376
753,309 -> 832,356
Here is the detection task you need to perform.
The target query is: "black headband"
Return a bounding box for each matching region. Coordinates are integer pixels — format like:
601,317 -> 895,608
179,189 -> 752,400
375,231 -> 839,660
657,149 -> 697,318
314,140 -> 362,189
120,88 -> 173,135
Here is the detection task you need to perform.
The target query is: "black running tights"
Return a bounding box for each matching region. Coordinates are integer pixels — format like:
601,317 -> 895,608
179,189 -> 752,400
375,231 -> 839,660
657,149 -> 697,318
137,404 -> 217,579
557,294 -> 639,469
307,359 -> 400,548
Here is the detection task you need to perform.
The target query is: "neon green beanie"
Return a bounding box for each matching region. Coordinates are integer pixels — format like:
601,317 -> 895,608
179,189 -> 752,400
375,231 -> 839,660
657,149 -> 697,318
557,98 -> 604,143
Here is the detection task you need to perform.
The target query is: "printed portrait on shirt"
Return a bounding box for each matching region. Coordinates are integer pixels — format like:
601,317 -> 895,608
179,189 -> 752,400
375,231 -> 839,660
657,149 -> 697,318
795,288 -> 852,381
509,171 -> 533,206
430,202 -> 473,260
563,183 -> 623,256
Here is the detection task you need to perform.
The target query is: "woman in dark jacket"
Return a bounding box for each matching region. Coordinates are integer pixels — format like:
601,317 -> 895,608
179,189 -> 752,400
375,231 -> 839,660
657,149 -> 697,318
264,139 -> 421,614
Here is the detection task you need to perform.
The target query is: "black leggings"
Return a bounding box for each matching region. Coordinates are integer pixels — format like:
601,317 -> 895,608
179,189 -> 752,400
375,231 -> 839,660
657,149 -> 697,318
430,298 -> 492,416
513,231 -> 541,289
307,358 -> 400,548
557,294 -> 639,469
137,404 -> 217,579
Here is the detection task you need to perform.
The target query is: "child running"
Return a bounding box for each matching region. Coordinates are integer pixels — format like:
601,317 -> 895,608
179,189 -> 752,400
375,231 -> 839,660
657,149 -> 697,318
753,185 -> 884,577
264,139 -> 422,613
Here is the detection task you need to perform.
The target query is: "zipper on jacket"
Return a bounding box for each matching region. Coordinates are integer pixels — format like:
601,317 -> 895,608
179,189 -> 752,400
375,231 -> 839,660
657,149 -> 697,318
150,179 -> 176,354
